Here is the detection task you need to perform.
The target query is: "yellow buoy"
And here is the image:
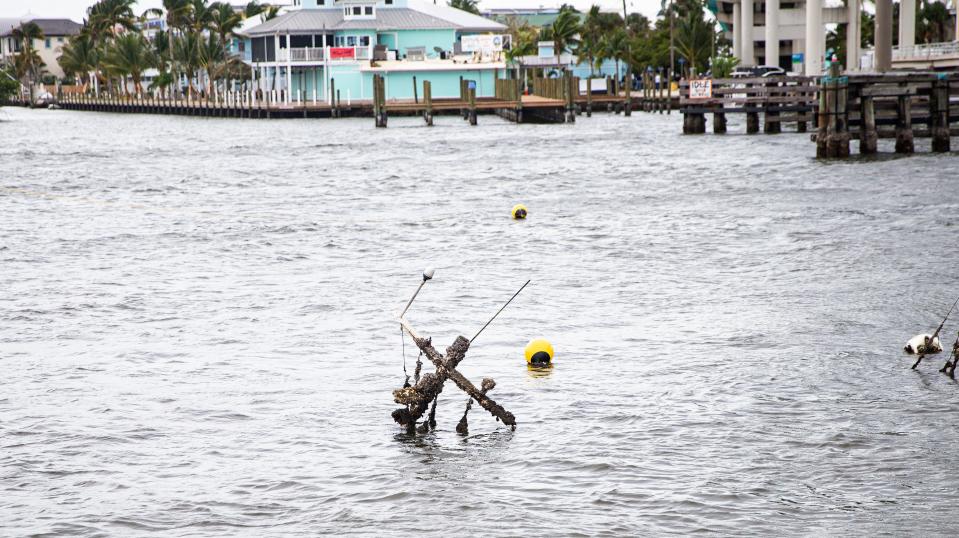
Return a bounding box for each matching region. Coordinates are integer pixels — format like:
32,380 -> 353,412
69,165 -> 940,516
525,339 -> 554,366
511,204 -> 528,220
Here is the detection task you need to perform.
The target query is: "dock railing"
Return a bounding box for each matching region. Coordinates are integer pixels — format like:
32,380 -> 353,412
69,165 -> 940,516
679,75 -> 818,134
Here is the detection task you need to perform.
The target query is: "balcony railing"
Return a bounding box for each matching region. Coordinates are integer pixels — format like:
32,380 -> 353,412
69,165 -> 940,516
276,46 -> 373,63
892,41 -> 959,60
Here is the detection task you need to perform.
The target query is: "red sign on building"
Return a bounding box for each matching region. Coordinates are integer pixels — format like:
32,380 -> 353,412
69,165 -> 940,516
329,47 -> 355,60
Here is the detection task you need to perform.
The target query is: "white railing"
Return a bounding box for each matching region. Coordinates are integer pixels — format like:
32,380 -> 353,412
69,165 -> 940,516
276,46 -> 373,63
892,41 -> 959,60
288,47 -> 326,62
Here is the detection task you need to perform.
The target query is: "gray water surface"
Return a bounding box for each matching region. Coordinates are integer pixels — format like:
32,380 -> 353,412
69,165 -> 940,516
3,106 -> 959,536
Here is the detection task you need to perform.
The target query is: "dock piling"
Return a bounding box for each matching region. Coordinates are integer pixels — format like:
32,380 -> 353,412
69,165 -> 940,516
895,93 -> 914,154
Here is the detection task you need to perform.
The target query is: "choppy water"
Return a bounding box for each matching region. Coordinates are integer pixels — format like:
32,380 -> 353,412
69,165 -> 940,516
3,105 -> 959,535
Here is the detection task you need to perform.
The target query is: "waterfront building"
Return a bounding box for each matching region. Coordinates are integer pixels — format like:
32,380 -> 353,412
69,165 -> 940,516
0,18 -> 83,79
713,0 -> 957,74
238,0 -> 508,102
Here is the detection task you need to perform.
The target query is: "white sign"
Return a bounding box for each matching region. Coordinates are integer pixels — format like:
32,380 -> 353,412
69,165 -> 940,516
461,34 -> 505,54
689,78 -> 712,99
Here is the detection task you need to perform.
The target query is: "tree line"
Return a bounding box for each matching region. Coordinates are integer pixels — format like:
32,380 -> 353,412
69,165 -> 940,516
6,0 -> 279,99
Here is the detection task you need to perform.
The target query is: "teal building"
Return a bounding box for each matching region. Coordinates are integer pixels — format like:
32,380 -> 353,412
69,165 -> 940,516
240,0 -> 507,103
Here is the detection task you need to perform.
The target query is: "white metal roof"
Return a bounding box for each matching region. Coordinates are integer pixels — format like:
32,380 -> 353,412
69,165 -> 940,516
243,4 -> 504,36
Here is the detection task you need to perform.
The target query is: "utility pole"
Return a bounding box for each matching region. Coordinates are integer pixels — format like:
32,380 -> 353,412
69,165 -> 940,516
623,0 -> 631,77
669,0 -> 675,76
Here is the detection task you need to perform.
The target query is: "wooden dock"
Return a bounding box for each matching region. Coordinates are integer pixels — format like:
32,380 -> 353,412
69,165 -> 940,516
813,68 -> 959,157
679,75 -> 818,134
38,74 -> 635,127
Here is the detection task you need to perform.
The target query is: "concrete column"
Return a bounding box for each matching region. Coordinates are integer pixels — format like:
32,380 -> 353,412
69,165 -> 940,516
741,0 -> 755,66
899,0 -> 916,48
875,0 -> 892,71
732,2 -> 742,60
805,0 -> 823,75
765,0 -> 779,67
847,0 -> 860,70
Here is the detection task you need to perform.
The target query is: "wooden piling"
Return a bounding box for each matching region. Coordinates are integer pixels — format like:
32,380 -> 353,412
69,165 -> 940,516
859,95 -> 878,154
895,93 -> 914,154
330,79 -> 337,117
413,75 -> 418,104
468,85 -> 477,126
424,80 -> 433,126
581,77 -> 589,117
624,73 -> 632,116
763,80 -> 781,134
931,77 -> 950,153
713,104 -> 727,134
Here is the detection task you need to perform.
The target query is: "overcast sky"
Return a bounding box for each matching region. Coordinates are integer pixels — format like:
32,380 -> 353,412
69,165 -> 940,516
0,0 -> 663,23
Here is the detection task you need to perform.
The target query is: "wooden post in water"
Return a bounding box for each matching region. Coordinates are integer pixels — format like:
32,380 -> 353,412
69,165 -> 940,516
330,78 -> 337,118
713,103 -> 727,134
895,91 -> 914,154
859,95 -> 878,154
666,69 -> 672,115
424,80 -> 433,126
931,76 -> 950,152
586,77 -> 592,117
746,82 -> 759,133
830,69 -> 850,157
816,74 -> 830,158
413,75 -> 418,104
763,79 -> 781,134
515,79 -> 523,123
374,74 -> 388,128
624,72 -> 632,116
468,85 -> 477,126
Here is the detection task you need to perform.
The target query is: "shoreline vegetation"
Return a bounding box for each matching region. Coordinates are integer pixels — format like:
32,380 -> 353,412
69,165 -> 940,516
1,0 -> 953,106
4,0 -> 733,104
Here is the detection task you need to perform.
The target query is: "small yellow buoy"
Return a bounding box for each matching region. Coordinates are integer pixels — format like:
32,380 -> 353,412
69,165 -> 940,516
525,338 -> 554,366
511,204 -> 528,220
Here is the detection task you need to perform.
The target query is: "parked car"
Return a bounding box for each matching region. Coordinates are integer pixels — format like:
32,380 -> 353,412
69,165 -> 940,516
731,65 -> 786,78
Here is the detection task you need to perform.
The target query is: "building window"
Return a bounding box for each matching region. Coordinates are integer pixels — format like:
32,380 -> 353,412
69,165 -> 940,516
359,36 -> 370,46
318,0 -> 324,4
335,35 -> 345,46
57,37 -> 63,42
346,35 -> 356,46
385,0 -> 392,3
45,38 -> 51,48
364,6 -> 373,14
352,6 -> 361,15
344,7 -> 349,15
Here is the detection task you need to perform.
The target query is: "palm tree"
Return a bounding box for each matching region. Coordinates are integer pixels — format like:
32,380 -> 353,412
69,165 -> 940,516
210,2 -> 243,46
576,6 -> 603,77
102,32 -> 153,94
199,33 -> 227,94
174,31 -> 202,95
243,1 -> 268,19
59,35 -> 99,91
261,5 -> 281,22
602,28 -> 629,79
674,9 -> 712,74
189,0 -> 215,35
551,9 -> 581,68
145,0 -> 193,96
448,0 -> 480,15
503,16 -> 538,81
11,22 -> 44,102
